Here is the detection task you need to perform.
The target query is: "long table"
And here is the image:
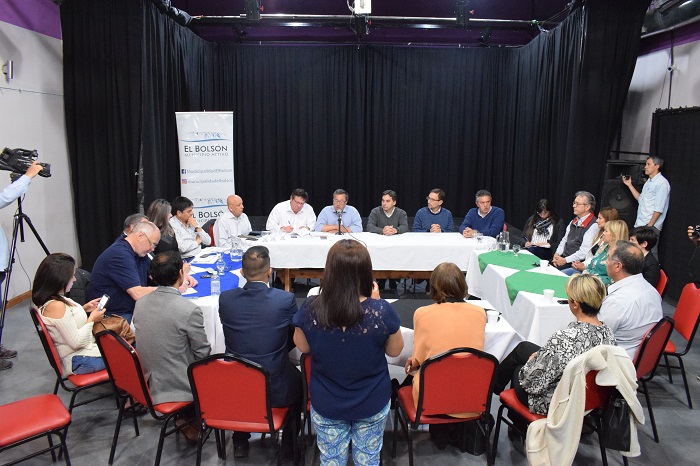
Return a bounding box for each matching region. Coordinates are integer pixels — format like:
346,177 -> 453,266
466,249 -> 575,346
247,232 -> 495,291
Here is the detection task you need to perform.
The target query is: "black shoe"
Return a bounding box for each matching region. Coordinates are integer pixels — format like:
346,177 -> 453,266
389,279 -> 398,290
0,359 -> 11,370
234,440 -> 250,458
0,345 -> 17,359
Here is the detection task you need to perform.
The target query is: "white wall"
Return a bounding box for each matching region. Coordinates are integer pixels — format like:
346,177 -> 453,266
0,20 -> 80,300
620,38 -> 700,154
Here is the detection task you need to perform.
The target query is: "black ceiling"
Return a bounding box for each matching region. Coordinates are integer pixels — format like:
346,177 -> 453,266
169,0 -> 576,46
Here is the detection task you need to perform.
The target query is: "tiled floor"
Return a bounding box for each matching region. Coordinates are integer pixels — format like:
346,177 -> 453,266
1,284 -> 700,465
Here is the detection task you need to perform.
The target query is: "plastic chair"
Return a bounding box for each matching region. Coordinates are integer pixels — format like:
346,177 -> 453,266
187,354 -> 295,466
29,306 -> 112,413
633,316 -> 675,443
492,370 -> 621,466
0,394 -> 72,466
655,269 -> 668,296
658,282 -> 700,409
299,353 -> 313,446
390,348 -> 498,466
203,219 -> 216,247
95,330 -> 193,466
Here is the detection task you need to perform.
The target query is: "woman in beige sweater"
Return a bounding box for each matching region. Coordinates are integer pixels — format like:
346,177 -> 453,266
33,253 -> 107,375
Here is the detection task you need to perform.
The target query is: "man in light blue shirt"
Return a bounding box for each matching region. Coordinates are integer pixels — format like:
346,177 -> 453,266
623,156 -> 670,231
314,189 -> 363,233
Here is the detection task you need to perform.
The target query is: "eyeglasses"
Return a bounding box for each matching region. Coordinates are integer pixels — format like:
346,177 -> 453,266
332,198 -> 347,204
572,202 -> 589,207
142,233 -> 158,249
426,196 -> 440,202
291,198 -> 305,207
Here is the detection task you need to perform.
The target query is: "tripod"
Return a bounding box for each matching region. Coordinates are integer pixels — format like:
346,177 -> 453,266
0,190 -> 50,346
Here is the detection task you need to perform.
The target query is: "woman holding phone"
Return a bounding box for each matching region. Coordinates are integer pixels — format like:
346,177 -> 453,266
33,253 -> 107,375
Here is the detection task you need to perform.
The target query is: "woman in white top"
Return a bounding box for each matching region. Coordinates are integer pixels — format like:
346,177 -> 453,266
33,253 -> 107,375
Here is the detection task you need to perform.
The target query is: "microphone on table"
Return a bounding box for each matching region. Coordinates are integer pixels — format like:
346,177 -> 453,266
336,209 -> 343,235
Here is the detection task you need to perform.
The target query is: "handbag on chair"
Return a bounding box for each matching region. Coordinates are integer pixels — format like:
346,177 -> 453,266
92,315 -> 135,344
601,390 -> 631,451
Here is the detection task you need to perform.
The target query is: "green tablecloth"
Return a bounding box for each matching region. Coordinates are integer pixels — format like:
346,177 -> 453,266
504,271 -> 570,304
477,250 -> 539,273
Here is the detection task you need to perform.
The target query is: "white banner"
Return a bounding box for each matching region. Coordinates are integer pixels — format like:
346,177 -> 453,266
175,112 -> 235,224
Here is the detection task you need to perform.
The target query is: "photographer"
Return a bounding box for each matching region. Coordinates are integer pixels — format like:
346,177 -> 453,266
0,161 -> 43,370
689,225 -> 700,284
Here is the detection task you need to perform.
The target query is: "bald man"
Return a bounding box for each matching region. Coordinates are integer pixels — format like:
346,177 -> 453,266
214,194 -> 252,248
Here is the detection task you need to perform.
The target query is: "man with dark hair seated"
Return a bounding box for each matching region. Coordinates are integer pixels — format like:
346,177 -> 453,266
218,246 -> 301,459
169,196 -> 211,257
630,226 -> 661,287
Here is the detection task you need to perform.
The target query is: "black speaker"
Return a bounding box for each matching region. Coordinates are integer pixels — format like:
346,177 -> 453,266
600,179 -> 640,231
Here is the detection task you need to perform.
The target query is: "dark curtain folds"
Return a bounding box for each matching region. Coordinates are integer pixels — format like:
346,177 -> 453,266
62,0 -> 650,268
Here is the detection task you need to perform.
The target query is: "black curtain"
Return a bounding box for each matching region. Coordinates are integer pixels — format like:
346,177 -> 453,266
62,0 -> 650,268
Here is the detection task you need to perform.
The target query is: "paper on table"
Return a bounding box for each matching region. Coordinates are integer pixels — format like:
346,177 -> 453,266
181,287 -> 197,295
191,254 -> 219,265
189,265 -> 207,274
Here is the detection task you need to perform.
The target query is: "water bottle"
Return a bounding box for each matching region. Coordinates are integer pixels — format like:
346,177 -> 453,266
211,271 -> 220,296
216,254 -> 226,275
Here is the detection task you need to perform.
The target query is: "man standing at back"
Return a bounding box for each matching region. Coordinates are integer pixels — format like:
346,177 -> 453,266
213,194 -> 251,248
413,188 -> 454,233
266,188 -> 316,233
169,196 -> 211,258
218,246 -> 301,459
599,240 -> 663,359
552,191 -> 599,270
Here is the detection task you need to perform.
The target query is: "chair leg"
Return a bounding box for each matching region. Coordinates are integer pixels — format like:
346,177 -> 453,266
196,427 -> 204,466
594,415 -> 608,466
664,354 -> 673,383
641,380 -> 660,443
154,414 -> 177,466
406,421 -> 414,466
391,405 -> 400,458
492,404 -> 507,460
676,356 -> 693,409
109,399 -> 127,465
58,429 -> 72,466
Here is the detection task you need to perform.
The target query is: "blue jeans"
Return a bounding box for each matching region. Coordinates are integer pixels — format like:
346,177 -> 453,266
311,402 -> 390,466
71,355 -> 106,374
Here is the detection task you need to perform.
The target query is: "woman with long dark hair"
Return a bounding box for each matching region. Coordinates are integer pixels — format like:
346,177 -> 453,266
293,239 -> 403,465
521,199 -> 565,260
33,253 -> 106,375
147,198 -> 178,255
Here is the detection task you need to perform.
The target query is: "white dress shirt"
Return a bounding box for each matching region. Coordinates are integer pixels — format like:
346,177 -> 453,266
599,273 -> 663,359
214,212 -> 252,248
266,200 -> 316,231
635,172 -> 670,230
169,216 -> 211,257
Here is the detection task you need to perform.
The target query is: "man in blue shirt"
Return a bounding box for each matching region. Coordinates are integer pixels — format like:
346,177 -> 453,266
315,189 -> 363,233
412,188 -> 454,233
459,189 -> 505,238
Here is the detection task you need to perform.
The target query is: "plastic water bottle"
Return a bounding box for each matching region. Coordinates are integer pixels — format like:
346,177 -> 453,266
216,254 -> 226,275
211,271 -> 220,296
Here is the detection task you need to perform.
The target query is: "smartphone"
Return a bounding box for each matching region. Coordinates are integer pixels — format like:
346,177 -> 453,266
556,299 -> 568,305
199,253 -> 211,258
200,273 -> 212,279
97,294 -> 110,310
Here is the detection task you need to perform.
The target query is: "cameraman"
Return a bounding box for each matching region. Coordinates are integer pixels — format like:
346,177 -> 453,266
0,161 -> 43,370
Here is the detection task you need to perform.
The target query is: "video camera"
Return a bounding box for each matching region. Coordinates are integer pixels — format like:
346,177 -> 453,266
0,147 -> 51,178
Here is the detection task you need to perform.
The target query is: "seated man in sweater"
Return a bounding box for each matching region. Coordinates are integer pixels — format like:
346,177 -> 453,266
459,189 -> 505,238
413,188 -> 454,233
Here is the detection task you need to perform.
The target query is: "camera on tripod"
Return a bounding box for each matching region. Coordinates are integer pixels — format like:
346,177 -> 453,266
0,147 -> 51,178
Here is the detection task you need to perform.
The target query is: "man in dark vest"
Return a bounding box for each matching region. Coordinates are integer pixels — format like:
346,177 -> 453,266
551,191 -> 599,270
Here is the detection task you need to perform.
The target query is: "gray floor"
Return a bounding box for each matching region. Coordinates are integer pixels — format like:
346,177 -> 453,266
1,284 -> 700,465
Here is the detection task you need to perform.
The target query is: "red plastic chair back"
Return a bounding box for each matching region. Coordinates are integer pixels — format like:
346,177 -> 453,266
655,269 -> 668,296
672,282 -> 700,343
188,355 -> 276,432
30,306 -> 65,378
584,370 -> 612,411
208,223 -> 216,247
634,317 -> 674,380
416,348 -> 498,420
95,330 -> 153,408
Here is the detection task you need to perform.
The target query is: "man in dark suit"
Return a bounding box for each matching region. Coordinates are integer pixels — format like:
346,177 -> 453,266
219,246 -> 301,459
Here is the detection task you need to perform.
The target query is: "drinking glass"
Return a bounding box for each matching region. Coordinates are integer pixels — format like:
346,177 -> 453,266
512,244 -> 521,257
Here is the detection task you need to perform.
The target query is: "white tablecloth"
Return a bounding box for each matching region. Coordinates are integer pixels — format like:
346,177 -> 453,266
465,250 -> 575,346
249,232 -> 495,271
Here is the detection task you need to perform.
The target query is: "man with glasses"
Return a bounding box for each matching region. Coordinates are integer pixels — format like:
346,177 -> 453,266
599,240 -> 662,359
266,188 -> 317,233
88,221 -> 159,323
413,188 -> 454,233
551,191 -> 599,270
459,189 -> 505,238
314,189 -> 363,233
169,196 -> 211,258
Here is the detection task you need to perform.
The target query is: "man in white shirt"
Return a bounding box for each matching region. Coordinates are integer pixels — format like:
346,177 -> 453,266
214,195 -> 251,248
266,188 -> 316,233
552,191 -> 600,270
623,156 -> 670,232
599,240 -> 663,359
169,196 -> 211,258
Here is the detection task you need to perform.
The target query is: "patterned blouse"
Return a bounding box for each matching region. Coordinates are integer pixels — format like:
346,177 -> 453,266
519,321 -> 617,415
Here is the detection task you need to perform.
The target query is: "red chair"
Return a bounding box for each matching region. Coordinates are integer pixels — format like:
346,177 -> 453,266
633,316 -> 675,443
187,354 -> 295,466
0,394 -> 72,466
658,282 -> 700,409
655,269 -> 668,296
29,306 -> 112,413
95,330 -> 193,466
299,352 -> 312,445
390,348 -> 498,466
492,370 -> 620,466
